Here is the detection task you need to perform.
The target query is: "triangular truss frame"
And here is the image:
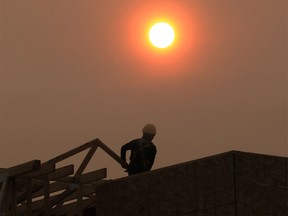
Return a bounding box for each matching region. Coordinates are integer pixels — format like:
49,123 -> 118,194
0,138 -> 128,216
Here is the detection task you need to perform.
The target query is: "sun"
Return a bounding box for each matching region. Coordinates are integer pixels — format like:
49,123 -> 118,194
149,22 -> 175,49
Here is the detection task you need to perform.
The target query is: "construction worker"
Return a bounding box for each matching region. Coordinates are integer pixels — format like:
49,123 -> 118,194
121,124 -> 157,176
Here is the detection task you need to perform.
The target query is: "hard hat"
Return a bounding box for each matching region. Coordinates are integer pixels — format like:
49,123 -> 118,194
142,124 -> 156,135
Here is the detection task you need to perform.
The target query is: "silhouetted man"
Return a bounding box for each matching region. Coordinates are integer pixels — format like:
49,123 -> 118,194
121,124 -> 157,176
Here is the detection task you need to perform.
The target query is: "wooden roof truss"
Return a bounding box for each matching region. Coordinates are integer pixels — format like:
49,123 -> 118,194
0,138 -> 128,216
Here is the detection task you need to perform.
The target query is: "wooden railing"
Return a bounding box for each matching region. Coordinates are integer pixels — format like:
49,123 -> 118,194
0,138 -> 128,216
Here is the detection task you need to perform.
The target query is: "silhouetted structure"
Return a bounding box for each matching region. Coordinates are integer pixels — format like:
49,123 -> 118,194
88,151 -> 287,216
0,138 -> 128,216
0,140 -> 287,216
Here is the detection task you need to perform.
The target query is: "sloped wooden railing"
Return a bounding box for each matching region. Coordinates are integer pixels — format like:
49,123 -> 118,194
0,138 -> 129,216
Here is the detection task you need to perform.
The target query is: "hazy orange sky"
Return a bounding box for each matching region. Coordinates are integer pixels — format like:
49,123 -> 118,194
0,0 -> 287,179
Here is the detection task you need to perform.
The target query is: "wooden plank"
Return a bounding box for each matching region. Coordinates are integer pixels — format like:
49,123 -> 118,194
55,176 -> 74,183
21,163 -> 55,179
32,181 -> 70,198
43,139 -> 99,165
25,179 -> 32,216
62,185 -> 97,201
0,173 -> 7,182
9,139 -> 124,215
45,165 -> 74,181
75,146 -> 98,176
15,178 -> 31,192
16,168 -> 106,213
29,188 -> 77,215
11,179 -> 17,215
57,168 -> 107,184
0,180 -> 9,214
57,185 -> 97,202
47,186 -> 77,208
1,160 -> 40,178
31,179 -> 108,199
76,186 -> 84,216
14,163 -> 54,197
97,139 -> 129,169
44,178 -> 50,216
79,168 -> 107,184
16,183 -> 99,214
15,165 -> 74,204
16,181 -> 46,204
14,164 -> 55,192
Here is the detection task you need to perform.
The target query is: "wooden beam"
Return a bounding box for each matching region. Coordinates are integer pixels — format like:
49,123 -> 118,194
58,168 -> 107,184
79,168 -> 107,184
43,177 -> 51,216
75,168 -> 107,184
37,187 -> 76,214
16,165 -> 73,204
97,139 -> 129,169
45,165 -> 74,181
31,180 -> 108,199
5,139 -> 126,215
31,181 -> 70,198
25,179 -> 32,216
75,146 -> 98,176
54,176 -> 74,183
21,163 -> 55,179
16,184 -> 98,213
43,139 -> 99,165
17,168 -> 107,213
14,163 -> 55,191
0,180 -> 9,214
76,186 -> 84,216
1,160 -> 40,179
10,179 -> 17,215
16,182 -> 44,205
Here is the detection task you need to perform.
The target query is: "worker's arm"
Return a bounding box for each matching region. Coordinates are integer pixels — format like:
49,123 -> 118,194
120,140 -> 135,161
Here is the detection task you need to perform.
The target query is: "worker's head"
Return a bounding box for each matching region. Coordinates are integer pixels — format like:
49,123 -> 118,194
142,123 -> 156,141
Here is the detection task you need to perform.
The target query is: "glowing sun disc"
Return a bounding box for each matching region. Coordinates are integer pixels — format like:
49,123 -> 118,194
149,22 -> 175,48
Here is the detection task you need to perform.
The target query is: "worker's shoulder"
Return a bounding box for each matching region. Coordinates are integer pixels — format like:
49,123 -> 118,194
143,140 -> 156,149
128,138 -> 141,145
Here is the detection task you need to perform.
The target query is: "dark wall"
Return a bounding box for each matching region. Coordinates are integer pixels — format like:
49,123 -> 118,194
235,152 -> 288,216
86,151 -> 287,216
